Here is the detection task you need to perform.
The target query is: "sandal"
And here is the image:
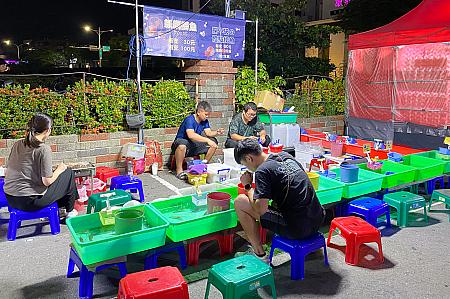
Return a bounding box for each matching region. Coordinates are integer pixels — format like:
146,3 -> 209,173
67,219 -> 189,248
176,172 -> 188,180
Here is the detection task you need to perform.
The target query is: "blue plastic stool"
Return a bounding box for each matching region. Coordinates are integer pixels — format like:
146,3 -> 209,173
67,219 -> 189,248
144,241 -> 187,270
110,175 -> 145,202
346,197 -> 391,228
0,177 -> 8,208
67,247 -> 127,299
7,201 -> 60,241
425,176 -> 445,195
269,232 -> 329,280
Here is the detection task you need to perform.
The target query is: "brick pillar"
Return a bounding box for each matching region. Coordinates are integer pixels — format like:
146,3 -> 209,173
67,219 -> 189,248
183,60 -> 237,147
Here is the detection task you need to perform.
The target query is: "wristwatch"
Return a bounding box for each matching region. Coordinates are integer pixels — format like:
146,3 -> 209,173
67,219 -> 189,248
244,183 -> 252,191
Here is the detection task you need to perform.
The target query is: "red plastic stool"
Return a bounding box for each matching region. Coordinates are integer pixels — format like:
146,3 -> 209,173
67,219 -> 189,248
117,266 -> 189,299
309,158 -> 327,172
95,166 -> 120,192
187,231 -> 234,266
327,216 -> 384,266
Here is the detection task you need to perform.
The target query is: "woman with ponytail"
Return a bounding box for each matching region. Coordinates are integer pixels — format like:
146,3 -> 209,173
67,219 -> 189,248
3,113 -> 79,218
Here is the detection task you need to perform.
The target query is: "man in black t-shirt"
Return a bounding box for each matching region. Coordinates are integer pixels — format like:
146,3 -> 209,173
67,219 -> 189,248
234,138 -> 324,260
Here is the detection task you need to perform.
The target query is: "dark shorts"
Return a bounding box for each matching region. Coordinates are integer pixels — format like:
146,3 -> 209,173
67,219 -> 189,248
171,137 -> 217,157
260,207 -> 323,240
224,135 -> 271,148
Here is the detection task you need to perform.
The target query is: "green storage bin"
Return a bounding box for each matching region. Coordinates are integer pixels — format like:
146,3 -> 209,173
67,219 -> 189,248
357,160 -> 417,189
151,195 -> 238,242
411,150 -> 450,173
329,168 -> 384,199
399,155 -> 446,181
67,204 -> 168,265
177,183 -> 238,200
315,175 -> 344,205
258,112 -> 298,124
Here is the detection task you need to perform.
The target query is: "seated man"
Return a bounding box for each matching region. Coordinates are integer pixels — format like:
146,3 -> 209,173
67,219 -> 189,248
171,101 -> 224,179
225,102 -> 271,148
233,138 -> 325,261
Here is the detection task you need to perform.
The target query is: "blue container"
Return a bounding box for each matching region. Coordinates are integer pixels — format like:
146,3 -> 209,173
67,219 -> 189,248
438,147 -> 450,155
318,170 -> 337,179
340,163 -> 359,183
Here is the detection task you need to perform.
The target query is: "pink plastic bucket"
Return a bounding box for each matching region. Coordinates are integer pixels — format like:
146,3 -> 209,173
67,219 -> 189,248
207,192 -> 231,214
330,141 -> 343,157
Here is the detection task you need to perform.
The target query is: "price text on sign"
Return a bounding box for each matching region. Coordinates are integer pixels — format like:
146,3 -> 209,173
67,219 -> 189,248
363,144 -> 371,154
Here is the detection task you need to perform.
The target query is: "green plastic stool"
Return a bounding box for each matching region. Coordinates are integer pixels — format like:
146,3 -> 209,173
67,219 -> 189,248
429,189 -> 450,221
383,191 -> 428,227
86,190 -> 131,214
204,255 -> 277,299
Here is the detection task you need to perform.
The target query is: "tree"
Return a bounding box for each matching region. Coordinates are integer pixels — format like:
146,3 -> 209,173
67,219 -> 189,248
338,0 -> 422,33
205,0 -> 341,78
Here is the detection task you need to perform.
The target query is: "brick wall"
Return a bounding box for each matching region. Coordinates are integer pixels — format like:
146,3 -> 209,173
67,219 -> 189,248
298,115 -> 345,135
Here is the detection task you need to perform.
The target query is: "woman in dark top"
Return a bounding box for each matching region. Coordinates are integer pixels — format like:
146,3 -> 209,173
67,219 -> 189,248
3,113 -> 79,217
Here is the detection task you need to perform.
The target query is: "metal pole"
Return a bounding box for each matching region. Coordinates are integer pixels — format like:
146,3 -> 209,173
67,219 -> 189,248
254,18 -> 258,95
225,0 -> 231,17
15,44 -> 20,60
135,0 -> 144,143
98,27 -> 102,67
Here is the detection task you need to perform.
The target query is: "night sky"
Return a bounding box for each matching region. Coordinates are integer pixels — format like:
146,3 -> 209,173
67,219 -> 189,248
1,0 -> 184,42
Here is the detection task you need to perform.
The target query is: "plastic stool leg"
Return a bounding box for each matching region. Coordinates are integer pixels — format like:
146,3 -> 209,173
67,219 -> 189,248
385,209 -> 391,228
423,204 -> 428,223
85,270 -> 95,299
269,275 -> 277,299
67,257 -> 75,278
376,239 -> 384,263
49,208 -> 60,235
137,185 -> 145,202
204,279 -> 211,299
326,223 -> 336,246
79,266 -> 90,298
144,254 -> 158,270
290,250 -> 304,280
177,245 -> 188,270
118,263 -> 127,278
322,239 -> 329,266
7,211 -> 18,241
269,243 -> 276,263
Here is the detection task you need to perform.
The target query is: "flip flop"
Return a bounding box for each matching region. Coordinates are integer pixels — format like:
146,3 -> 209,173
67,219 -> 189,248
176,172 -> 188,180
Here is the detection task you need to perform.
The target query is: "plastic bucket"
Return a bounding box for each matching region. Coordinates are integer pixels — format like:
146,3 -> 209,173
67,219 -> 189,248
114,209 -> 144,234
306,172 -> 320,190
340,163 -> 359,183
262,147 -> 269,154
237,183 -> 256,196
269,144 -> 284,153
207,192 -> 231,214
330,142 -> 343,157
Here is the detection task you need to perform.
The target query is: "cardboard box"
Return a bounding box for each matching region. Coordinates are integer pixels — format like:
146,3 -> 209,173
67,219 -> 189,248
254,90 -> 285,111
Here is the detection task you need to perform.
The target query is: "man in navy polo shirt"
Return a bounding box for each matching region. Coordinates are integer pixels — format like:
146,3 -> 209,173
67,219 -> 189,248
171,101 -> 224,179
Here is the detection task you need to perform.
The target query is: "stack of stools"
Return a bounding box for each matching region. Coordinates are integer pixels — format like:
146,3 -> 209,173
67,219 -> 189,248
67,246 -> 127,299
86,189 -> 131,214
144,241 -> 187,270
429,189 -> 450,221
204,255 -> 277,299
7,201 -> 60,241
269,232 -> 328,280
110,175 -> 145,203
186,231 -> 234,266
346,197 -> 391,228
95,166 -> 120,192
383,191 -> 428,227
327,216 -> 384,266
0,177 -> 8,208
118,266 -> 189,299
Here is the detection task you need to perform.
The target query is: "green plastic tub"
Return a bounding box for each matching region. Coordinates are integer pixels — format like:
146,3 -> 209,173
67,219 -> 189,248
151,195 -> 238,242
315,176 -> 344,205
258,112 -> 298,124
398,155 -> 446,181
329,168 -> 384,198
67,204 -> 168,265
411,150 -> 450,173
357,160 -> 417,189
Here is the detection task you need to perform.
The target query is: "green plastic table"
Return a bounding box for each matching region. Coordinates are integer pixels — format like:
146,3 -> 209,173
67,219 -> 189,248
383,191 -> 428,227
204,255 -> 276,299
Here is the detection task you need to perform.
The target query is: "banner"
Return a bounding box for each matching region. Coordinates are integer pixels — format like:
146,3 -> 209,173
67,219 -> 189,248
143,6 -> 246,61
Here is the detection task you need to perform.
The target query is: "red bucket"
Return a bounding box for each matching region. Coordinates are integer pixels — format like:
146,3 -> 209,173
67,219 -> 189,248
207,192 -> 231,214
269,144 -> 284,153
262,147 -> 269,154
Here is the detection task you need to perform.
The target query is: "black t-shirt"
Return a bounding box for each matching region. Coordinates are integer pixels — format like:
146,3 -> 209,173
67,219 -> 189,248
254,152 -> 324,230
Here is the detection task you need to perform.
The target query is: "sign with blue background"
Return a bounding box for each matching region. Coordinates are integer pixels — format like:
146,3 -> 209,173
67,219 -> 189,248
143,6 -> 246,61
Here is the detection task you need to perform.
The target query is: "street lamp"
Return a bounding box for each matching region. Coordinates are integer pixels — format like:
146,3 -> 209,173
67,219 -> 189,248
83,25 -> 113,67
3,40 -> 30,60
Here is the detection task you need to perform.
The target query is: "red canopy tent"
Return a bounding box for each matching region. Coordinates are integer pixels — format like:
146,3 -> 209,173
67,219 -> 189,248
346,0 -> 450,148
